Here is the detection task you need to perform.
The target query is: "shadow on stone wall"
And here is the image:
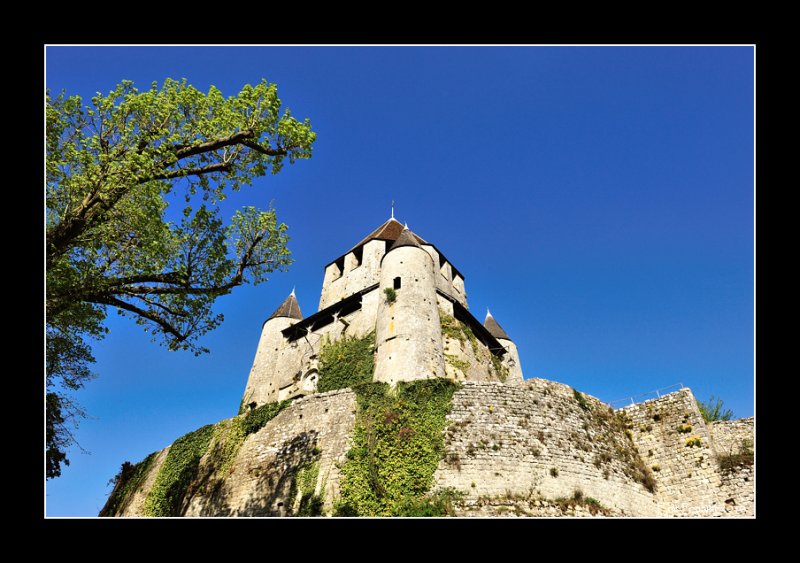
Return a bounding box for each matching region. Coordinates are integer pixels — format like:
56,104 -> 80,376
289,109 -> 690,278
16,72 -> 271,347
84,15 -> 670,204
185,430 -> 321,517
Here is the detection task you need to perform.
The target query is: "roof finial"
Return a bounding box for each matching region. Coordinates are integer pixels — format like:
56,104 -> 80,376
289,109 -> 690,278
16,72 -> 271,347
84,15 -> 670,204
391,199 -> 395,219
487,307 -> 492,318
404,222 -> 408,230
290,286 -> 295,297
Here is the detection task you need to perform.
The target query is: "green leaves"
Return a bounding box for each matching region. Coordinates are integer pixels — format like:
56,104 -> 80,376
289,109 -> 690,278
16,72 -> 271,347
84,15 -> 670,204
335,380 -> 461,516
143,424 -> 215,516
316,332 -> 376,393
697,395 -> 734,422
46,77 -> 315,478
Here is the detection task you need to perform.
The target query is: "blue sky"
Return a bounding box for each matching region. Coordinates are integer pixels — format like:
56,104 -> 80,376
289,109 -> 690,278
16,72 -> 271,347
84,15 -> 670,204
45,46 -> 754,516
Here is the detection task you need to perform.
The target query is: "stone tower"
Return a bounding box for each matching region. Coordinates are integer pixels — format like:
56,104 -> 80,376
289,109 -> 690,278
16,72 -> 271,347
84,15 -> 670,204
241,291 -> 303,408
241,216 -> 522,407
374,227 -> 446,384
484,309 -> 524,384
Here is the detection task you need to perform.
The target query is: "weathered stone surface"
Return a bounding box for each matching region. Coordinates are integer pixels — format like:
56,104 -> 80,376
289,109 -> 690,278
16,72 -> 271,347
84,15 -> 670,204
108,382 -> 753,517
434,380 -> 661,516
621,390 -> 754,516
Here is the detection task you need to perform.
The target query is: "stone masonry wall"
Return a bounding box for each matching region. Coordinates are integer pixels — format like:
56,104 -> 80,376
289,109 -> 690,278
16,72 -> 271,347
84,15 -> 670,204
434,380 -> 662,516
622,390 -> 754,516
711,418 -> 755,516
185,389 -> 357,516
441,320 -> 508,384
114,447 -> 170,517
111,389 -> 357,516
108,382 -> 752,517
710,417 -> 754,457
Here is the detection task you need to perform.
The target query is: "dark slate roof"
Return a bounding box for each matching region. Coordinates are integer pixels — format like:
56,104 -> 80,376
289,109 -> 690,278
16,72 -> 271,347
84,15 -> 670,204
389,227 -> 422,251
348,218 -> 426,253
484,310 -> 511,341
268,292 -> 303,321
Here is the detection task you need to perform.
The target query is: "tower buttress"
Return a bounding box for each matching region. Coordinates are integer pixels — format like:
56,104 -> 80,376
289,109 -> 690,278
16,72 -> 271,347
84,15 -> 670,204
484,309 -> 524,384
374,228 -> 445,384
241,292 -> 303,408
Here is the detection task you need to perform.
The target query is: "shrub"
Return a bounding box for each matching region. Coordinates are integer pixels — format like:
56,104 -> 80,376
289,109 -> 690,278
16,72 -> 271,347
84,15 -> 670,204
685,436 -> 702,448
383,287 -> 397,303
697,395 -> 734,422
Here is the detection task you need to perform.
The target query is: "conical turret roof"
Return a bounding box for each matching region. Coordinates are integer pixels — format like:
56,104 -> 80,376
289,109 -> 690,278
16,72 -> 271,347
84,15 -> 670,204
268,291 -> 303,321
389,226 -> 422,251
348,218 -> 426,253
484,309 -> 511,341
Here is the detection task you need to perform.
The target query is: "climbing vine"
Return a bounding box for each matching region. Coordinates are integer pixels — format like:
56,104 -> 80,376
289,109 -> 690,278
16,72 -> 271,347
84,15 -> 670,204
334,378 -> 461,516
290,460 -> 325,516
490,354 -> 509,382
445,354 -> 471,374
240,400 -> 291,435
440,311 -> 479,355
143,424 -> 215,516
316,331 -> 375,393
100,452 -> 158,516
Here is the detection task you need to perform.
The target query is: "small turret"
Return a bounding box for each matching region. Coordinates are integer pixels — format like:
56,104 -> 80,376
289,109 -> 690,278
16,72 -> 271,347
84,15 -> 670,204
241,291 -> 304,409
484,309 -> 524,384
374,226 -> 446,384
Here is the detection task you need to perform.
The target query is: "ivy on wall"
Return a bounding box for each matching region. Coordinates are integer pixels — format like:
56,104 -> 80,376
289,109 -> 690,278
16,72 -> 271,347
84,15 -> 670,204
99,452 -> 158,517
290,460 -> 325,516
143,424 -> 216,516
335,379 -> 461,516
101,398 -> 292,517
440,310 -> 479,355
316,331 -> 375,393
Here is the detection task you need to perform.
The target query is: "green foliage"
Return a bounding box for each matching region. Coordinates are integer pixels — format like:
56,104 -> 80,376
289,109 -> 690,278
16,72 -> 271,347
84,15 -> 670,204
439,310 -> 479,355
205,418 -> 247,478
100,453 -> 158,516
444,354 -> 471,373
383,287 -> 397,303
490,354 -> 509,382
572,388 -> 590,411
46,78 -> 315,477
697,395 -> 734,422
334,379 -> 461,516
46,315 -> 99,478
393,487 -> 464,517
239,400 -> 291,436
143,424 -> 215,516
291,461 -> 324,516
316,332 -> 376,393
685,436 -> 703,448
553,490 -> 610,515
677,423 -> 693,434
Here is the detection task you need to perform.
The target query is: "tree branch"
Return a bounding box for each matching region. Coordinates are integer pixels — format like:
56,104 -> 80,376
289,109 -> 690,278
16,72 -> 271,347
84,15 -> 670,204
148,162 -> 232,182
88,295 -> 187,342
239,139 -> 291,157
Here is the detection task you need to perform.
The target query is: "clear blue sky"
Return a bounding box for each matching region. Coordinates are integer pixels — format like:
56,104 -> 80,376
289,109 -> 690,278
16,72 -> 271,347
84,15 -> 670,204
45,46 -> 754,516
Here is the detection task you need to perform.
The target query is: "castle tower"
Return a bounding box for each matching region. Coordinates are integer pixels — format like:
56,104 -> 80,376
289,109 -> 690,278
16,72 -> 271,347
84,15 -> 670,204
241,291 -> 303,408
374,227 -> 446,384
484,310 -> 524,384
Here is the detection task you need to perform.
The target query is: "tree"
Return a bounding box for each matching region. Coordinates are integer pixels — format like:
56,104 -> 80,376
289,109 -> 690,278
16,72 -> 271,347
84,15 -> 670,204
697,395 -> 734,422
46,78 -> 316,478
